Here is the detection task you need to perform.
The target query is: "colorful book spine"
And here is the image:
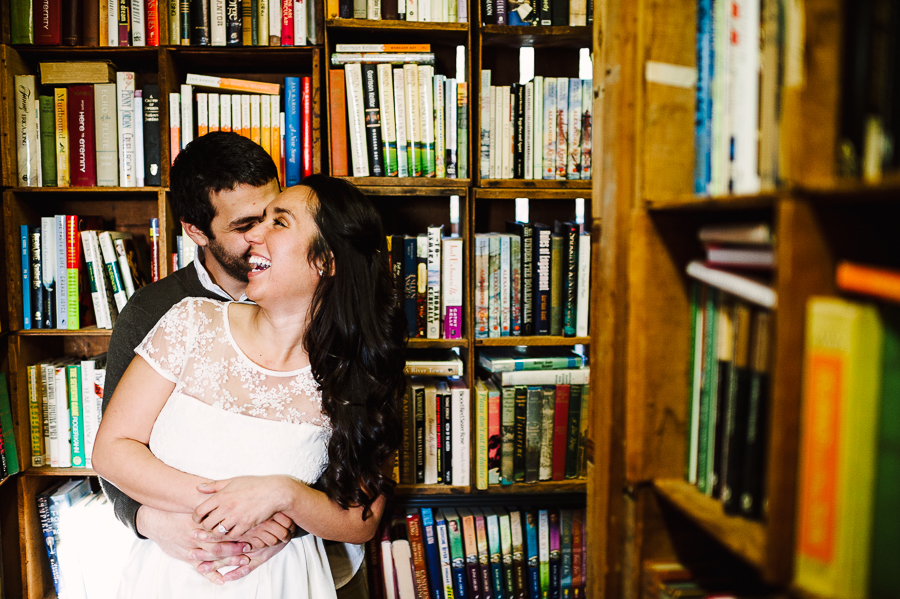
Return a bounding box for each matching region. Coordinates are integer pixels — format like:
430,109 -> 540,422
442,237 -> 463,339
426,225 -> 442,339
377,64 -> 399,177
284,76 -> 301,185
117,72 -> 136,186
21,226 -> 32,330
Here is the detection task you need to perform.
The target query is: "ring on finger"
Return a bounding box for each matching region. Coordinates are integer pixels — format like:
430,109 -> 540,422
217,524 -> 230,534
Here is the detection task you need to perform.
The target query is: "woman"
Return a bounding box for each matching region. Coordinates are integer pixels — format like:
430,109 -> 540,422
93,176 -> 407,598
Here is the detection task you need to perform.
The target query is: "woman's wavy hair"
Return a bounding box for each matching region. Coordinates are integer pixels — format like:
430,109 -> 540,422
300,174 -> 407,519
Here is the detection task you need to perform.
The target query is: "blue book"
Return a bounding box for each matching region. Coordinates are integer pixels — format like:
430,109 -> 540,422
694,0 -> 714,194
39,478 -> 92,596
525,510 -> 540,599
21,225 -> 31,330
404,236 -> 418,337
285,77 -> 302,187
420,508 -> 443,599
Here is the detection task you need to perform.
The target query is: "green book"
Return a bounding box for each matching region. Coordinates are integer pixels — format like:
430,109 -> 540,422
870,307 -> 900,599
442,508 -> 466,596
550,233 -> 564,335
697,286 -> 719,495
0,374 -> 20,477
10,0 -> 34,44
686,281 -> 702,483
39,96 -> 57,187
250,0 -> 259,45
576,383 -> 589,478
66,365 -> 85,468
168,0 -> 181,44
524,385 -> 542,483
514,384 -> 527,481
565,383 -> 582,479
538,509 -> 550,595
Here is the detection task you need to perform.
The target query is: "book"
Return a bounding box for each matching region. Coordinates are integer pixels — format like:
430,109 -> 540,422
475,378 -> 489,490
836,261 -> 900,304
697,222 -> 773,246
68,86 -> 97,187
405,510 -> 432,599
533,223 -> 551,334
41,217 -> 58,328
55,87 -> 70,187
185,73 -> 281,95
426,225 -> 442,339
377,64 -> 399,176
0,375 -> 20,477
705,245 -> 775,269
480,347 -> 585,373
15,76 -> 40,187
442,237 -> 464,339
458,507 -> 482,599
538,385 -> 555,481
450,378 -> 470,486
420,508 -> 443,599
551,384 -> 570,481
285,77 -> 301,185
472,508 -> 493,599
393,68 -> 410,177
485,378 -> 501,485
524,385 -> 542,483
345,64 -> 369,177
739,309 -> 770,519
497,368 -> 589,387
97,231 -> 128,313
405,349 -> 463,376
443,508 -> 468,599
116,72 -> 136,187
524,511 -> 540,599
509,510 -> 527,599
39,94 -> 57,186
719,301 -> 752,513
685,261 -> 777,309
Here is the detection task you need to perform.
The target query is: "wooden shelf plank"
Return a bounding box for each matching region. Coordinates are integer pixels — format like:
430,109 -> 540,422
653,479 -> 766,571
358,185 -> 469,196
644,191 -> 781,211
407,338 -> 469,348
394,485 -> 473,495
481,25 -> 592,48
23,467 -> 97,477
10,186 -> 165,193
473,187 -> 591,200
479,179 -> 592,190
479,480 -> 587,494
475,336 -> 589,346
326,19 -> 470,32
17,328 -> 112,337
341,177 -> 472,189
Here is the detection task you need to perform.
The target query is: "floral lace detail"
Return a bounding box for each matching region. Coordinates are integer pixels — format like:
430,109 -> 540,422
136,297 -> 331,429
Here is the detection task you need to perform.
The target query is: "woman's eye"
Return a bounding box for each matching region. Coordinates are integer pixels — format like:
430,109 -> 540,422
275,219 -> 287,227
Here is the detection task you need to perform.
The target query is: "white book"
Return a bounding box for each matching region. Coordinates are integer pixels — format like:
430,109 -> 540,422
474,234 -> 489,338
499,233 -> 511,336
424,382 -> 438,484
575,233 -> 591,336
407,0 -> 418,22
418,65 -> 436,177
117,72 -> 137,187
480,70 -> 491,179
270,0 -> 282,44
168,93 -> 180,156
250,95 -> 261,142
377,64 -> 398,177
450,381 -> 471,485
33,98 -> 42,186
241,95 -> 251,136
539,389 -> 554,479
94,83 -> 119,186
295,0 -> 307,45
113,237 -> 136,298
524,81 -> 533,179
581,79 -> 592,179
393,68 -> 410,178
180,83 -> 193,149
533,76 -> 543,179
457,0 -> 466,21
381,536 -> 397,599
441,237 -> 463,338
538,510 -> 550,564
98,232 -> 129,312
426,225 -> 442,338
403,64 -> 421,176
569,0 -> 586,25
729,0 -> 761,194
501,86 -> 512,179
80,359 -> 97,468
488,234 -> 500,337
344,64 -> 369,177
445,78 -> 457,177
556,77 -> 569,180
260,95 -> 271,151
209,94 -> 220,131
391,540 -> 416,599
366,0 -> 381,19
566,78 -> 581,179
434,74 -> 446,178
419,0 -> 431,22
498,367 -> 590,386
14,75 -> 39,186
490,86 -> 499,178
221,94 -> 232,131
130,0 -> 146,45
435,518 -> 455,598
685,260 -> 777,308
54,363 -> 72,467
441,0 -> 449,22
107,0 -> 117,45
211,0 -> 226,45
80,231 -> 112,329
232,93 -> 242,133
543,77 -> 557,179
134,92 -> 145,187
431,0 -> 441,21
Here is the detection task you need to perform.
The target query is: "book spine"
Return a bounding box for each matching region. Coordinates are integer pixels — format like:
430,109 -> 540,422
362,65 -> 385,177
257,0 -> 269,44
69,86 -> 97,187
224,0 -> 240,43
563,225 -> 578,336
118,0 -> 131,45
442,237 -> 463,339
54,215 -> 68,330
538,386 -> 555,480
281,0 -> 293,44
524,386 -> 542,482
739,310 -> 770,519
142,84 -> 161,186
67,365 -> 84,466
39,95 -> 58,186
30,229 -> 45,329
302,77 -> 312,177
480,70 -> 492,179
27,366 -> 43,465
488,235 -> 500,337
241,94 -> 251,137
211,0 -> 226,43
436,519 -> 456,598
284,77 -> 301,184
542,78 -> 556,179
421,510 -> 444,599
532,76 -> 543,180
426,226 -> 442,339
393,68 -> 410,177
575,233 -> 590,335
98,232 -> 128,311
499,235 -> 511,336
53,366 -> 71,466
550,234 -> 563,335
475,380 -> 489,490
414,384 -> 425,483
35,0 -> 62,44
500,86 -> 511,179
404,64 -> 422,176
555,78 -> 568,180
524,81 -> 533,180
457,81 -> 468,178
269,0 -> 281,44
344,65 -> 369,177
403,237 -> 418,337
534,225 -> 551,334
513,385 -> 526,482
54,88 -> 70,187
65,215 -> 80,329
37,493 -> 62,593
93,84 -> 118,186
40,218 -> 56,328
510,234 -> 522,335
434,75 -> 446,178
130,0 -> 145,44
21,227 -> 32,330
425,383 -> 438,483
500,384 -> 515,483
168,93 -> 181,163
406,512 -> 433,598
80,231 -> 107,329
564,383 -> 581,478
11,0 -> 35,43
377,64 -> 399,176
487,386 -> 501,485
416,235 -> 427,336
551,385 -> 570,480
446,78 -> 458,178
15,76 -> 39,187
419,66 -> 436,177
117,73 -> 136,186
566,78 -> 582,180
441,387 -> 452,484
474,235 -> 489,339
451,383 -> 470,486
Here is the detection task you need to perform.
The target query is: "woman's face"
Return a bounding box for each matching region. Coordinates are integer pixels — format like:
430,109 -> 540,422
243,186 -> 323,307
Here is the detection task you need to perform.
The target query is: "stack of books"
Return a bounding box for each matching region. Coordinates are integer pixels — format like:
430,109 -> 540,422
0,374 -> 21,482
9,0 -> 318,46
21,218 -> 149,331
475,348 -> 589,489
480,0 -> 591,26
369,505 -> 588,599
475,222 -> 590,339
26,355 -> 107,470
329,45 -> 469,179
699,222 -> 775,270
172,74 -> 314,187
388,229 -> 464,340
14,69 -> 161,188
479,72 -> 592,182
332,0 -> 468,21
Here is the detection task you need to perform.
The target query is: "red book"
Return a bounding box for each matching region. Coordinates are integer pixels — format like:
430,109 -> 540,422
34,0 -> 63,44
571,509 -> 583,593
301,76 -> 312,178
68,86 -> 97,187
329,69 -> 349,176
146,0 -> 159,45
551,384 -> 570,480
118,0 -> 131,46
405,510 -> 432,599
281,0 -> 294,45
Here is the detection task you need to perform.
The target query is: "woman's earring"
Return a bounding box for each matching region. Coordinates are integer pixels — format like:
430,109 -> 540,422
318,269 -> 324,276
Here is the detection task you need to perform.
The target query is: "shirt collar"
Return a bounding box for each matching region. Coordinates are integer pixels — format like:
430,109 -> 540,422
193,247 -> 250,302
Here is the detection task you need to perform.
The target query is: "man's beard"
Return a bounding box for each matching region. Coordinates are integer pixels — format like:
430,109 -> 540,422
207,238 -> 251,283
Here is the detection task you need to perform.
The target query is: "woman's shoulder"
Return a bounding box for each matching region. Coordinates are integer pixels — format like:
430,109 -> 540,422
166,297 -> 230,320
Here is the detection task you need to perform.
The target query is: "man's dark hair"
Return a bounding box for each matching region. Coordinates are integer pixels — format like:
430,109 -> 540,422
169,131 -> 279,237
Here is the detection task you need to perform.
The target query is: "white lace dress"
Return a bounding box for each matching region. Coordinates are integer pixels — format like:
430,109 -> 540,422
117,297 -> 337,599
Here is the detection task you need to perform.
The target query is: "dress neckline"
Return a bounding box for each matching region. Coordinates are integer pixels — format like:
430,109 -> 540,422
221,300 -> 313,378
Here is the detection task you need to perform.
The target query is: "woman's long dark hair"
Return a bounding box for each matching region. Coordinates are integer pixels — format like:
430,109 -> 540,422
300,175 -> 407,519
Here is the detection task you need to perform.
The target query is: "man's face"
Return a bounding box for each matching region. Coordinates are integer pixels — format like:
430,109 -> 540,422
205,180 -> 281,284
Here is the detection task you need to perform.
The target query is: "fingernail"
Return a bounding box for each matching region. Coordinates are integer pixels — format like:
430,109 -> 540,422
243,544 -> 252,553
189,551 -> 196,560
240,557 -> 249,566
195,531 -> 208,541
216,579 -> 224,586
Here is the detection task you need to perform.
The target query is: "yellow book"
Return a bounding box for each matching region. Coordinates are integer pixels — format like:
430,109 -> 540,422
241,94 -> 251,139
260,94 -> 272,157
795,297 -> 883,599
270,95 -> 282,184
474,378 -> 489,490
54,88 -> 69,187
27,365 -> 44,467
250,94 -> 261,144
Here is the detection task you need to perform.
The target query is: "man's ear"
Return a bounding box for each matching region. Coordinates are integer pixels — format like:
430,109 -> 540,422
181,221 -> 211,247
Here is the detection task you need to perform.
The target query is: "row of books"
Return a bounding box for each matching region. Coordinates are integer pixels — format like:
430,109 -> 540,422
332,0 -> 467,21
479,73 -> 592,182
388,230 -> 464,340
21,218 -> 149,330
172,75 -> 315,186
642,560 -> 775,599
14,74 -> 162,188
794,293 -> 899,599
25,355 -> 108,469
0,375 -> 21,481
698,222 -> 774,271
480,0 -> 591,26
368,505 -> 588,599
475,224 -> 590,338
330,48 -> 470,179
9,0 -> 319,46
37,479 -> 134,599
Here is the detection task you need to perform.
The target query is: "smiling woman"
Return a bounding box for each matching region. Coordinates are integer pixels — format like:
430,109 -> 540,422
92,174 -> 407,599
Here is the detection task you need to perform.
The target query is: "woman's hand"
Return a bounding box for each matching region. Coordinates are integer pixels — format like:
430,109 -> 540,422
193,476 -> 298,540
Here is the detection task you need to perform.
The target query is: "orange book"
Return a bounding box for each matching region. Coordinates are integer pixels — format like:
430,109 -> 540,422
185,74 -> 281,96
405,510 -> 432,599
329,69 -> 349,177
836,260 -> 900,303
169,92 -> 181,164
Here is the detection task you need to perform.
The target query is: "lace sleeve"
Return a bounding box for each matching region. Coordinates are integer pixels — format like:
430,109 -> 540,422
134,298 -> 198,383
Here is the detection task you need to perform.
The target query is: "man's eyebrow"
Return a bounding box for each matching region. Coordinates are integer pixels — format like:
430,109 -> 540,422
229,214 -> 263,228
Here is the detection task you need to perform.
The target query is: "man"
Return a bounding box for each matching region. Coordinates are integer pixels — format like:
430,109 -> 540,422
100,132 -> 368,596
